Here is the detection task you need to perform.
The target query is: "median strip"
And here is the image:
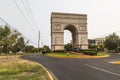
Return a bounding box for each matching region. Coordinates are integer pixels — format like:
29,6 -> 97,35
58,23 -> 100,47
46,53 -> 109,59
110,61 -> 120,64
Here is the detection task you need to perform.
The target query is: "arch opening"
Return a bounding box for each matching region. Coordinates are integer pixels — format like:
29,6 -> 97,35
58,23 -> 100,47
64,30 -> 72,44
64,25 -> 78,50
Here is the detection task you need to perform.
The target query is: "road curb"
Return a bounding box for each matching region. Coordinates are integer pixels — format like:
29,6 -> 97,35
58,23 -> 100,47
46,68 -> 58,80
46,55 -> 109,59
36,63 -> 56,80
109,61 -> 120,64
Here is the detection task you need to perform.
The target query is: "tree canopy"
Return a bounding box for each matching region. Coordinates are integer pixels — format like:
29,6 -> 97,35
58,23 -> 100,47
104,33 -> 120,50
0,25 -> 45,54
64,43 -> 72,51
0,25 -> 21,53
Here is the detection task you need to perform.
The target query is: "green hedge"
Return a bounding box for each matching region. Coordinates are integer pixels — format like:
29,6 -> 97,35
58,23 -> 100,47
53,50 -> 65,53
42,49 -> 51,54
79,49 -> 97,55
82,51 -> 97,55
78,49 -> 94,52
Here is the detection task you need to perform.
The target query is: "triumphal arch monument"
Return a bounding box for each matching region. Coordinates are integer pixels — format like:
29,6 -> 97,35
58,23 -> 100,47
51,12 -> 88,51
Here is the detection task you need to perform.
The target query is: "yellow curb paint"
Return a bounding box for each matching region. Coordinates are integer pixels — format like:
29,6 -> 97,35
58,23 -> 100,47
110,61 -> 120,64
47,55 -> 109,59
36,63 -> 54,80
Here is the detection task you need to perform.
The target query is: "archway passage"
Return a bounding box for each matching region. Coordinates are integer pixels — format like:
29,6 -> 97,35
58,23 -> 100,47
64,30 -> 72,51
51,12 -> 88,51
64,25 -> 78,49
64,30 -> 72,45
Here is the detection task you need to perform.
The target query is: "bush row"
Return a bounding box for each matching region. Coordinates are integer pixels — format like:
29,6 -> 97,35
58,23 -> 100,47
52,50 -> 65,53
47,49 -> 97,56
82,51 -> 97,55
79,49 -> 97,55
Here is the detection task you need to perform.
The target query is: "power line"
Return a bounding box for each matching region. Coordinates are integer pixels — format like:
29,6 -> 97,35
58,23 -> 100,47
13,0 -> 41,48
20,0 -> 37,31
13,0 -> 36,33
13,0 -> 39,46
25,0 -> 40,30
0,17 -> 37,47
23,35 -> 37,46
25,0 -> 41,48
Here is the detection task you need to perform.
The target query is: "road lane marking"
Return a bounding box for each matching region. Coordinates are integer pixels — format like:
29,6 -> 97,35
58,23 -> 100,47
85,64 -> 120,77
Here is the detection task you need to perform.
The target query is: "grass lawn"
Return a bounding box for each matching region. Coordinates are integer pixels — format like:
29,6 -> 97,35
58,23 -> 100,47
46,52 -> 109,58
97,52 -> 108,56
0,55 -> 51,80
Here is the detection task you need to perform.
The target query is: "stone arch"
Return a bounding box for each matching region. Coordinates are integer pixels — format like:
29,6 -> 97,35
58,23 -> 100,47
64,24 -> 78,33
51,12 -> 88,51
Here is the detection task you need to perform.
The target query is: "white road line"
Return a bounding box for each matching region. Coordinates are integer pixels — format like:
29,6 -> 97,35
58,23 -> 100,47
85,64 -> 120,77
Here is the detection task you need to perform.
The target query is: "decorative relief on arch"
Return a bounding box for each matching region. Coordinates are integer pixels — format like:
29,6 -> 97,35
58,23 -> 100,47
79,24 -> 86,31
53,24 -> 61,30
55,37 -> 61,44
79,26 -> 86,31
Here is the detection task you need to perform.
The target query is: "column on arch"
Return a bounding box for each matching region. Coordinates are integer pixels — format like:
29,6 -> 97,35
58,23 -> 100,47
78,33 -> 88,49
51,32 -> 64,51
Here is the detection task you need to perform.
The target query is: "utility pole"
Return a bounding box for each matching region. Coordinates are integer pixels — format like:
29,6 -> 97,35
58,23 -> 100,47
38,30 -> 40,53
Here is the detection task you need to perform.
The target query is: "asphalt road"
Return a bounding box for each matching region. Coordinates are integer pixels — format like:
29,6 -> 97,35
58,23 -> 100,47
22,53 -> 120,80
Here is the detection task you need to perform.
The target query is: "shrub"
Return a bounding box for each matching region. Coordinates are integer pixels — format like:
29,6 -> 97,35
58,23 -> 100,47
64,43 -> 72,51
73,48 -> 80,52
79,49 -> 96,52
53,50 -> 65,53
79,49 -> 97,55
82,51 -> 97,55
42,45 -> 51,54
89,45 -> 97,49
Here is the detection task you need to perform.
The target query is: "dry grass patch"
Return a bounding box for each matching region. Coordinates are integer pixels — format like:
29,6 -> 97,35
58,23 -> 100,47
0,55 -> 50,80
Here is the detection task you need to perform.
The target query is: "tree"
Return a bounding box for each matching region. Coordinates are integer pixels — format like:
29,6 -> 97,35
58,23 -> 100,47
12,44 -> 19,53
104,33 -> 120,50
64,43 -> 72,51
96,45 -> 104,51
89,44 -> 97,50
0,27 -> 4,53
42,45 -> 51,54
24,45 -> 34,53
0,25 -> 21,54
13,37 -> 25,52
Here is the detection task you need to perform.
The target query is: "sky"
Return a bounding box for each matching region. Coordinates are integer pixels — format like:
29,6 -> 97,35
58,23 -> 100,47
0,0 -> 120,47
